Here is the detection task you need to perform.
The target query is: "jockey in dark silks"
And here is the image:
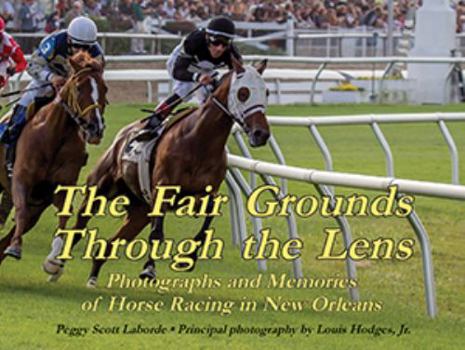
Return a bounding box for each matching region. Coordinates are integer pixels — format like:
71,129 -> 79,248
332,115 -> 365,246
0,16 -> 104,177
133,16 -> 242,141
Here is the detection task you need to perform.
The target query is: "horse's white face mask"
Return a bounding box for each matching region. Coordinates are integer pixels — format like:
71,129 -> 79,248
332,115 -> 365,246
228,66 -> 267,124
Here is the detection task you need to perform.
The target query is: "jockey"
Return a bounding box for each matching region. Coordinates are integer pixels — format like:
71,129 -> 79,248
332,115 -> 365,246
0,16 -> 104,177
0,17 -> 27,89
134,16 -> 242,141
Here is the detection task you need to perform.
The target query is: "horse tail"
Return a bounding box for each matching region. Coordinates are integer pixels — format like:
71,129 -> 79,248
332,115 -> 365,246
86,121 -> 136,188
86,143 -> 116,187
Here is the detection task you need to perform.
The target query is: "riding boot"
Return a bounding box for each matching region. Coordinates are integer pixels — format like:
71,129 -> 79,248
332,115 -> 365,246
131,94 -> 182,143
5,105 -> 28,143
3,105 -> 27,178
0,126 -> 9,144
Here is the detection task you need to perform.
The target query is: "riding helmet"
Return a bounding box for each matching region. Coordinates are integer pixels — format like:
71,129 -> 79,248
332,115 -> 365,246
206,16 -> 235,39
68,16 -> 98,45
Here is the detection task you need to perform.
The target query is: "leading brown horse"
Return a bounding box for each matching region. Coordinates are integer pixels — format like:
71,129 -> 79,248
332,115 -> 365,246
0,51 -> 107,263
44,57 -> 269,286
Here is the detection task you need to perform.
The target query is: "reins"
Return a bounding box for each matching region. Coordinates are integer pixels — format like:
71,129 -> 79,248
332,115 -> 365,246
60,67 -> 103,131
211,95 -> 247,131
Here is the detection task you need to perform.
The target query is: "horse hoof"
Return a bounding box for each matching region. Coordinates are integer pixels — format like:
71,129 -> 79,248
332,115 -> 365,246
47,267 -> 64,282
139,266 -> 156,281
42,258 -> 65,276
87,277 -> 97,288
4,246 -> 21,260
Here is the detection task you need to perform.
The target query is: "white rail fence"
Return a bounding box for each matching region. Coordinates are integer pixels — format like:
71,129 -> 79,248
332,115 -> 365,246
90,55 -> 465,104
226,112 -> 465,319
7,67 -> 348,105
10,55 -> 465,104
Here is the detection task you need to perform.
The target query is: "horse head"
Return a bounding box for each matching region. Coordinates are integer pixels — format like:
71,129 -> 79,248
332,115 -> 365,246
60,51 -> 108,145
227,57 -> 270,147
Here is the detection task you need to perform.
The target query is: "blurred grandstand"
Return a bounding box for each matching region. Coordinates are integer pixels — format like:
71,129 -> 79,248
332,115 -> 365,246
2,0 -> 464,104
0,0 -> 449,55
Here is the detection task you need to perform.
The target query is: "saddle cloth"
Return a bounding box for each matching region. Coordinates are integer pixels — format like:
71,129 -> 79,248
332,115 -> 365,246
121,106 -> 197,204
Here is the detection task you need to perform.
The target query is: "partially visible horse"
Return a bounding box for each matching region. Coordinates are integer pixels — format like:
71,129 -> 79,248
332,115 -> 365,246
45,57 -> 269,286
0,51 -> 107,263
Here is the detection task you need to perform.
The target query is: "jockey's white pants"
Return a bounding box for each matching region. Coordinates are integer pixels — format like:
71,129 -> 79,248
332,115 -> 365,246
18,79 -> 55,108
166,44 -> 210,103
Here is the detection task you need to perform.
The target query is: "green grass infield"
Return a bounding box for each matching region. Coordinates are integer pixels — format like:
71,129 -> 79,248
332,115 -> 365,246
0,104 -> 464,349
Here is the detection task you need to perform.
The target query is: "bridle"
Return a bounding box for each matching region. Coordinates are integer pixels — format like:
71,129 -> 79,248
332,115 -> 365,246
211,95 -> 249,132
210,70 -> 266,134
60,67 -> 104,134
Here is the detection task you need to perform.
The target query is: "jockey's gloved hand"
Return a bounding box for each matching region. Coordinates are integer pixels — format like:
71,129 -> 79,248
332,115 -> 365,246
6,67 -> 16,76
51,75 -> 67,90
198,73 -> 214,86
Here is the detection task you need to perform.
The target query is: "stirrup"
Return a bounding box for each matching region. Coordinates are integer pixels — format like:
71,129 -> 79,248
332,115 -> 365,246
146,113 -> 163,128
125,129 -> 153,154
132,129 -> 155,143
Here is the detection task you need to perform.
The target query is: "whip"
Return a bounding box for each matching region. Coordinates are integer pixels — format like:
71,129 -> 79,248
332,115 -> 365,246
0,97 -> 20,111
0,83 -> 53,98
140,71 -> 219,115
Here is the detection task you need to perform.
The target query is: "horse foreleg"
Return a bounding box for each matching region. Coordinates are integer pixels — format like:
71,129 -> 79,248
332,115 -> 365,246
3,202 -> 48,260
0,186 -> 13,259
0,191 -> 13,228
87,205 -> 149,288
139,216 -> 165,280
46,195 -> 92,267
4,180 -> 29,258
4,177 -> 50,259
186,198 -> 216,271
42,191 -> 77,279
54,191 -> 72,230
44,174 -> 116,278
72,173 -> 117,245
0,225 -> 15,264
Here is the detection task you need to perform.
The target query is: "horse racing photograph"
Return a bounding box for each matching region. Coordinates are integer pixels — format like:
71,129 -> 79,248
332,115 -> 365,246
0,1 -> 465,349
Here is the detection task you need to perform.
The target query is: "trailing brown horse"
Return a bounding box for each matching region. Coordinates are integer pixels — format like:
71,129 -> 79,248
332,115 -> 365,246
45,57 -> 269,286
0,51 -> 107,263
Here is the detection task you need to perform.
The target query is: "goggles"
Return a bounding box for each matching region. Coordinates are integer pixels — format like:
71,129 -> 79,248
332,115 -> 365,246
208,35 -> 231,48
71,42 -> 92,51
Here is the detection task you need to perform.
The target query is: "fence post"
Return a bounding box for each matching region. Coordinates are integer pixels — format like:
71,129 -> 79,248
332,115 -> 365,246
362,26 -> 367,57
286,15 -> 295,56
437,116 -> 460,184
147,81 -> 153,103
102,35 -> 107,53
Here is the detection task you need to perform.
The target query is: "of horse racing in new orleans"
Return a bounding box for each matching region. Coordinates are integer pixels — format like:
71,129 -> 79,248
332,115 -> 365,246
48,183 -> 416,279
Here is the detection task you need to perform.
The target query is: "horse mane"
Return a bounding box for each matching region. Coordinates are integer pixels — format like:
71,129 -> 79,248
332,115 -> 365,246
29,52 -> 103,125
211,70 -> 233,101
70,51 -> 103,74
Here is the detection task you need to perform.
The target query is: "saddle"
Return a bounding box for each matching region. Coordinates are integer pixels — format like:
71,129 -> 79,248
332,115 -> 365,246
121,106 -> 198,203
